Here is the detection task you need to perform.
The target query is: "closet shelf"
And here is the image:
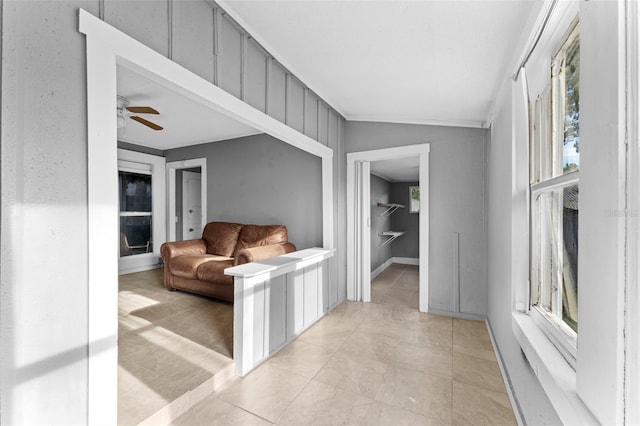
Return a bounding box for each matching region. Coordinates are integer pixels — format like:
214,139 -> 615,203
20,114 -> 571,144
377,202 -> 405,217
379,231 -> 405,247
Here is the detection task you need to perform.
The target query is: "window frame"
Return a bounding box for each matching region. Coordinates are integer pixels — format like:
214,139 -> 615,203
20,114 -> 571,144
117,149 -> 166,274
529,20 -> 580,367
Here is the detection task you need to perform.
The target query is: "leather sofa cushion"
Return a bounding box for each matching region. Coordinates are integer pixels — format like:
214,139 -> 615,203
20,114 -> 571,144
202,222 -> 243,257
170,254 -> 232,279
233,224 -> 288,258
197,259 -> 234,285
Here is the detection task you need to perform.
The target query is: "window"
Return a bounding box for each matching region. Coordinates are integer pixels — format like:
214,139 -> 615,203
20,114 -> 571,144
119,170 -> 152,256
409,185 -> 420,213
530,22 -> 579,359
117,149 -> 166,274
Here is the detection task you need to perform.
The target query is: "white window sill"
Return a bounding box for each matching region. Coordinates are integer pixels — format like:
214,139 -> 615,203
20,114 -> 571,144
512,312 -> 598,425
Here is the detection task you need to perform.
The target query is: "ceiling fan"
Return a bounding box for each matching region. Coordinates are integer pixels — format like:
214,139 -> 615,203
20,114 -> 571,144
117,95 -> 163,131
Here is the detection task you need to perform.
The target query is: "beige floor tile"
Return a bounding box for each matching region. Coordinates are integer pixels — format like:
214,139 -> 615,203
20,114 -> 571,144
265,339 -> 334,378
453,352 -> 507,393
314,351 -> 388,399
217,364 -> 310,422
375,366 -> 452,423
297,314 -> 357,349
171,394 -> 272,426
276,380 -> 434,426
375,288 -> 420,309
453,318 -> 496,362
153,306 -> 233,351
119,365 -> 169,426
392,342 -> 452,379
118,268 -> 234,425
340,330 -> 399,365
392,276 -> 420,291
452,382 -> 516,426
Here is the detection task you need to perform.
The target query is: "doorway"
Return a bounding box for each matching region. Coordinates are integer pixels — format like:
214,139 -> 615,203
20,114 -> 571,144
167,159 -> 207,242
81,9 -> 335,423
346,144 -> 430,313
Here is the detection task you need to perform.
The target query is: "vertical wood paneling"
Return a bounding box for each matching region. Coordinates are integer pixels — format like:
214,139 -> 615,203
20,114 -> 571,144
245,38 -> 267,113
252,281 -> 265,364
269,275 -> 287,352
104,0 -> 169,57
303,265 -> 319,327
318,103 -> 329,145
287,76 -> 305,133
212,6 -> 219,85
289,269 -> 305,335
319,259 -> 328,312
171,0 -> 214,83
268,60 -> 287,123
217,13 -> 242,98
304,90 -> 319,140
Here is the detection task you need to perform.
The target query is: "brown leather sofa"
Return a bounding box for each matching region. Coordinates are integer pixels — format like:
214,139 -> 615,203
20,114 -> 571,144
160,221 -> 296,302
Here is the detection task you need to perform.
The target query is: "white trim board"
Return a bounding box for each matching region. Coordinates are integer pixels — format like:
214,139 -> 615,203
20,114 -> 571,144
79,9 -> 334,424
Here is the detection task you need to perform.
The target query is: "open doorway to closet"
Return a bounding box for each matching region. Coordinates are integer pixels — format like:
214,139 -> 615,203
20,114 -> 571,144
369,164 -> 420,309
347,144 -> 430,312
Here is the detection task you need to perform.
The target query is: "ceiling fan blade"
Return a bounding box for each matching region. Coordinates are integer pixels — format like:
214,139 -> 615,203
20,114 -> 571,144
130,115 -> 163,131
126,106 -> 159,114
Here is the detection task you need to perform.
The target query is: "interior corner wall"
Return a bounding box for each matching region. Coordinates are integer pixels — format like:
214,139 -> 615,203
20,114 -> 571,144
164,134 -> 323,249
370,174 -> 392,272
486,78 -> 560,424
345,122 -> 487,316
390,181 -> 419,259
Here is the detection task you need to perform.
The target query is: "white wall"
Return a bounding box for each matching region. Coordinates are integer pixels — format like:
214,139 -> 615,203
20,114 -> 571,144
576,1 -> 626,421
345,122 -> 487,317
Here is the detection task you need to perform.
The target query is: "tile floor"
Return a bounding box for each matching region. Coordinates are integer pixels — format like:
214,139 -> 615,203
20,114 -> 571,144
171,263 -> 517,425
118,269 -> 235,425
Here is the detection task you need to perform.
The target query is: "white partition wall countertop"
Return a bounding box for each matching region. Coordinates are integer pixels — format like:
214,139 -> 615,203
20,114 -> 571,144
225,248 -> 335,377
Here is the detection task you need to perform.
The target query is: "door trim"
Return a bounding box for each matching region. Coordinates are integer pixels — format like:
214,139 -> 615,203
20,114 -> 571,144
346,144 -> 430,312
167,158 -> 207,242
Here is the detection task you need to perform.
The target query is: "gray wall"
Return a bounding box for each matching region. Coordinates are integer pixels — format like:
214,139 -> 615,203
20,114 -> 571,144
345,122 -> 487,316
390,181 -> 419,259
165,134 -> 323,249
0,1 -> 343,423
370,175 -> 392,272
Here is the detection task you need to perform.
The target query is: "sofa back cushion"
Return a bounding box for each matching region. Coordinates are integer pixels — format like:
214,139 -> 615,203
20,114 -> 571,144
233,224 -> 289,258
202,222 -> 243,257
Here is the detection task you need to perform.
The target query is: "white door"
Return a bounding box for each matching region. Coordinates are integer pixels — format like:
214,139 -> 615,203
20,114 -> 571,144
182,171 -> 202,240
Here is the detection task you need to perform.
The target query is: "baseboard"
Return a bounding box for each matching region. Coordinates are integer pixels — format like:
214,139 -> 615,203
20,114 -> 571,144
392,257 -> 419,266
118,263 -> 162,275
485,320 -> 525,426
426,308 -> 485,321
371,257 -> 419,279
371,258 -> 394,279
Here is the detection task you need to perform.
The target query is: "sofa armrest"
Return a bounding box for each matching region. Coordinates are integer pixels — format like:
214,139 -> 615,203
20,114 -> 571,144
160,239 -> 207,290
235,242 -> 297,265
160,239 -> 207,261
